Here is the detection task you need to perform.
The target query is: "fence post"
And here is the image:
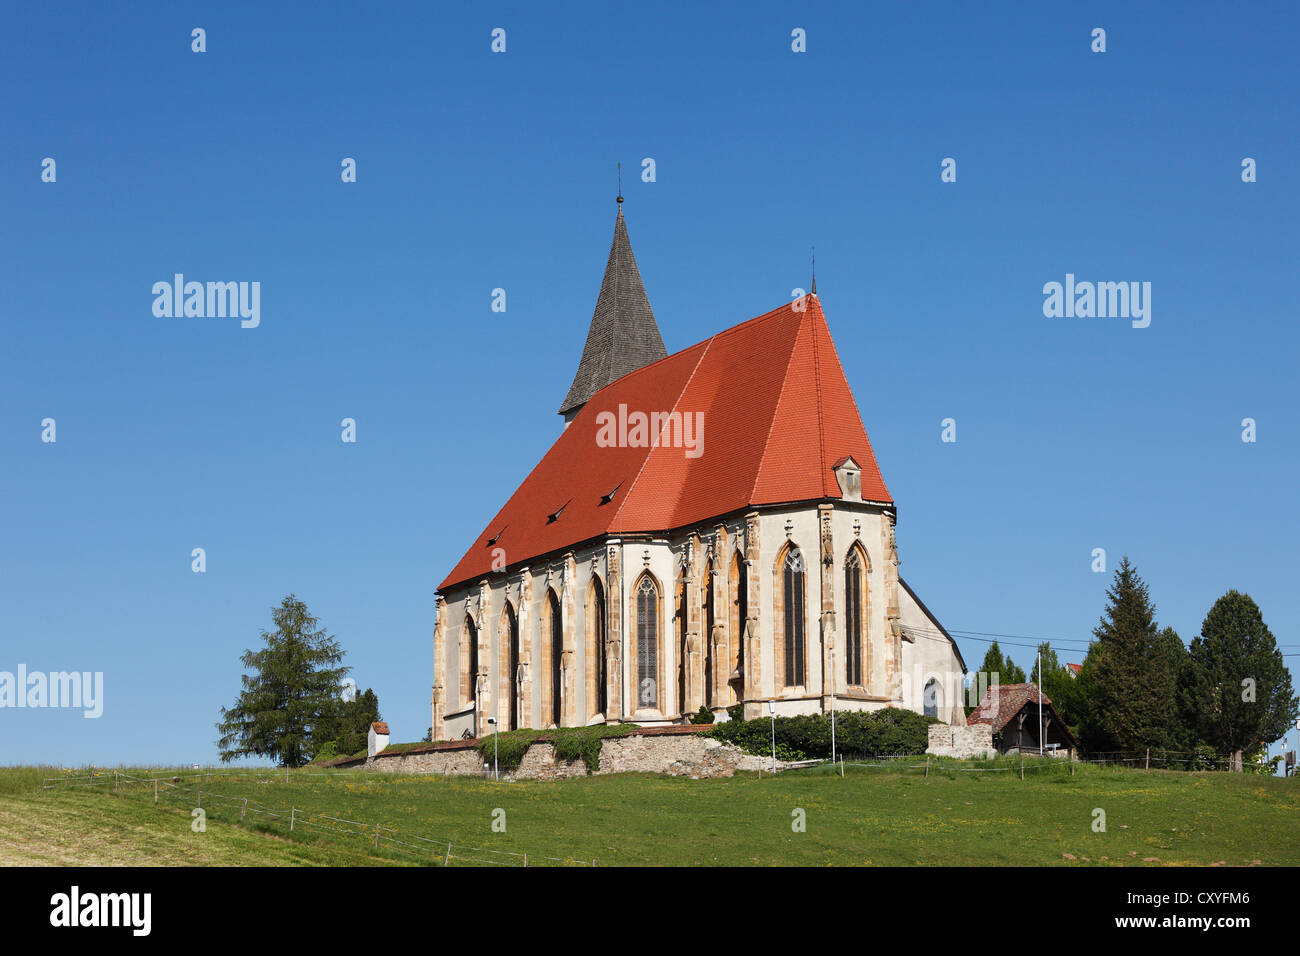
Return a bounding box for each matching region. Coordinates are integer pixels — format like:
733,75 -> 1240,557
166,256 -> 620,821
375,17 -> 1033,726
523,852 -> 527,867
1020,756 -> 1024,781
290,807 -> 295,831
241,798 -> 247,820
444,844 -> 452,867
154,778 -> 158,804
197,789 -> 201,808
1145,748 -> 1150,771
115,770 -> 119,794
1070,750 -> 1075,776
925,756 -> 930,779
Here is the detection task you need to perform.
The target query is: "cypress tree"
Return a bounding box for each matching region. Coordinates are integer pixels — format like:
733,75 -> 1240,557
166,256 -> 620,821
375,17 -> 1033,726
1182,590 -> 1297,772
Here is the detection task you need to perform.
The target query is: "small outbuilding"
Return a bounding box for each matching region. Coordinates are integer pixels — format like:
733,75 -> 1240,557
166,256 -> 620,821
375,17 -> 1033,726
367,721 -> 390,758
966,683 -> 1079,757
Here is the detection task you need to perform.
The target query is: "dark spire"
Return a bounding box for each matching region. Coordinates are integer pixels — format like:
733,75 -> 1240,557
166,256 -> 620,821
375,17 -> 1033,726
558,198 -> 667,418
810,245 -> 817,295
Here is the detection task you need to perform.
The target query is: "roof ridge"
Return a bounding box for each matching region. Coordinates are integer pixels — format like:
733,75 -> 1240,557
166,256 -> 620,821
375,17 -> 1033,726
575,299 -> 797,414
748,305 -> 807,506
808,301 -> 893,503
810,303 -> 828,496
612,330 -> 720,534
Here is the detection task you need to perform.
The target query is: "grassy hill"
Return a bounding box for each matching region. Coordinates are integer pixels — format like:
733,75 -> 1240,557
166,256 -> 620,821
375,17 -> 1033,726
2,759 -> 1296,867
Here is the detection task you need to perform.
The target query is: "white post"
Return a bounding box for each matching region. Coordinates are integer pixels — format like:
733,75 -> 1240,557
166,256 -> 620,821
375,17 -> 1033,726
769,700 -> 777,773
830,646 -> 837,765
1037,651 -> 1043,757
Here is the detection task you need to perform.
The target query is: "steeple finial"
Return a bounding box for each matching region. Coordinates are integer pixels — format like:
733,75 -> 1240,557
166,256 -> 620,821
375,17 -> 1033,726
617,162 -> 623,205
811,245 -> 817,295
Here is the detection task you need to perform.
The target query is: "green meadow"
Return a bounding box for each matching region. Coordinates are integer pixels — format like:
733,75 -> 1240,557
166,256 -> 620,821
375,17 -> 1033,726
2,760 -> 1296,867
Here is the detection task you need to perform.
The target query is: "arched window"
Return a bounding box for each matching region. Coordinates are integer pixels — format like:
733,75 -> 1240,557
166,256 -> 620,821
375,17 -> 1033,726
586,576 -> 607,720
548,590 -> 563,727
464,615 -> 479,703
729,551 -> 746,699
702,560 -> 715,708
499,604 -> 519,730
781,547 -> 806,688
844,549 -> 865,687
924,678 -> 941,719
636,575 -> 659,709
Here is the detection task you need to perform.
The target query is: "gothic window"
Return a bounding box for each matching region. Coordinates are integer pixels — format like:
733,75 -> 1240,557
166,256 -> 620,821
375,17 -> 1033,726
587,576 -> 607,719
730,551 -> 746,685
464,615 -> 479,702
636,575 -> 659,709
844,550 -> 864,686
500,604 -> 519,730
924,678 -> 941,719
548,591 -> 563,726
702,561 -> 715,708
782,548 -> 806,687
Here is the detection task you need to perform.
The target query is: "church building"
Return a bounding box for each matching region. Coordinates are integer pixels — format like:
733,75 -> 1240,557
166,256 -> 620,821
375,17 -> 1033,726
431,198 -> 967,740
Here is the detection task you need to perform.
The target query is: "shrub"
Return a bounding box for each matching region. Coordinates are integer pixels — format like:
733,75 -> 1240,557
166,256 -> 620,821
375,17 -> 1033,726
478,729 -> 545,772
707,707 -> 939,760
478,724 -> 641,774
688,706 -> 715,725
552,724 -> 642,772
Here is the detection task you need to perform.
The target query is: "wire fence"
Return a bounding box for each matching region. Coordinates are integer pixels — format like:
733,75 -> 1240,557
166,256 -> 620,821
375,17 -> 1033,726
40,769 -> 596,867
792,748 -> 1281,779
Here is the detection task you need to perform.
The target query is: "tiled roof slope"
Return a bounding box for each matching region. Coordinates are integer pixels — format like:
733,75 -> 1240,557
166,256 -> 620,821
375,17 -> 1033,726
440,295 -> 891,591
558,206 -> 667,416
967,682 -> 1081,749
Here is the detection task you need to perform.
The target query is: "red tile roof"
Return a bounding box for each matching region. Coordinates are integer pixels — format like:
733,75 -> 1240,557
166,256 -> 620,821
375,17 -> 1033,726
439,296 -> 891,591
967,683 -> 1080,749
371,721 -> 389,735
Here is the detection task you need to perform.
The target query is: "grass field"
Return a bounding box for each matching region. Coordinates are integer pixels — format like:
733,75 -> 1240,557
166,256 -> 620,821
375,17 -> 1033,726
2,760 -> 1297,867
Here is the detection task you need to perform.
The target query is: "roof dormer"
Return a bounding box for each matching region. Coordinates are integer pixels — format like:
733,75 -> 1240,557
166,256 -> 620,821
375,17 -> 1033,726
832,456 -> 863,502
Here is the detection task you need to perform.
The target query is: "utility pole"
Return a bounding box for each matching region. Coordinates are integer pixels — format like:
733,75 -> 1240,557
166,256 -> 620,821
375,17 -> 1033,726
1037,651 -> 1043,757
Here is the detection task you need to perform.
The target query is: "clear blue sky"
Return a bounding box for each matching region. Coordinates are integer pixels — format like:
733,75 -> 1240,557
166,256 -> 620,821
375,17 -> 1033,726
2,2 -> 1297,766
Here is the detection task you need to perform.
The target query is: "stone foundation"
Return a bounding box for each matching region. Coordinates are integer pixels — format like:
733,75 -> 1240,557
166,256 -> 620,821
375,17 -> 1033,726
356,728 -> 778,780
927,722 -> 996,759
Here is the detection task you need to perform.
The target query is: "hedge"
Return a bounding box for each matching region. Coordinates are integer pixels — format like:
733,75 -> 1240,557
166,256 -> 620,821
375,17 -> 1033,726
707,707 -> 939,761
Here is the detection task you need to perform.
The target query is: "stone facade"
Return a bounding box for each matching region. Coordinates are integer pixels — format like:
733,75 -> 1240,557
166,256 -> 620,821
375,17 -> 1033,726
434,500 -> 968,740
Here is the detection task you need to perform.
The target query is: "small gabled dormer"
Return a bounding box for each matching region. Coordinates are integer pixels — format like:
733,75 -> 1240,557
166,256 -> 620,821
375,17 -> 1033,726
832,456 -> 863,502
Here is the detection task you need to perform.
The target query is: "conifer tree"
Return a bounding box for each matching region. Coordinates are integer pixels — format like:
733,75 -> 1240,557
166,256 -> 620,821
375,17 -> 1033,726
217,595 -> 349,767
976,640 -> 1026,685
1182,590 -> 1297,772
1085,557 -> 1179,754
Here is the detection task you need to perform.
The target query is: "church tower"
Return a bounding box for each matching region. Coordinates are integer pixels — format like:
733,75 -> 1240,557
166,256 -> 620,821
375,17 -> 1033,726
558,197 -> 667,423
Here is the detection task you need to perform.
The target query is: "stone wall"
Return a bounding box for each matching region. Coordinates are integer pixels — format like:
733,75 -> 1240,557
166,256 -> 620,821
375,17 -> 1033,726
358,729 -> 777,780
927,722 -> 996,759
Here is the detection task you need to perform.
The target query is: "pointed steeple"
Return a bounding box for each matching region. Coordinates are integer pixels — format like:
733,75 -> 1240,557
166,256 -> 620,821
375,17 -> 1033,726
558,199 -> 667,419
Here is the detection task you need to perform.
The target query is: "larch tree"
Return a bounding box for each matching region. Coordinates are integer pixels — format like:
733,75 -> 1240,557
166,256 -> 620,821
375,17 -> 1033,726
217,594 -> 349,767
